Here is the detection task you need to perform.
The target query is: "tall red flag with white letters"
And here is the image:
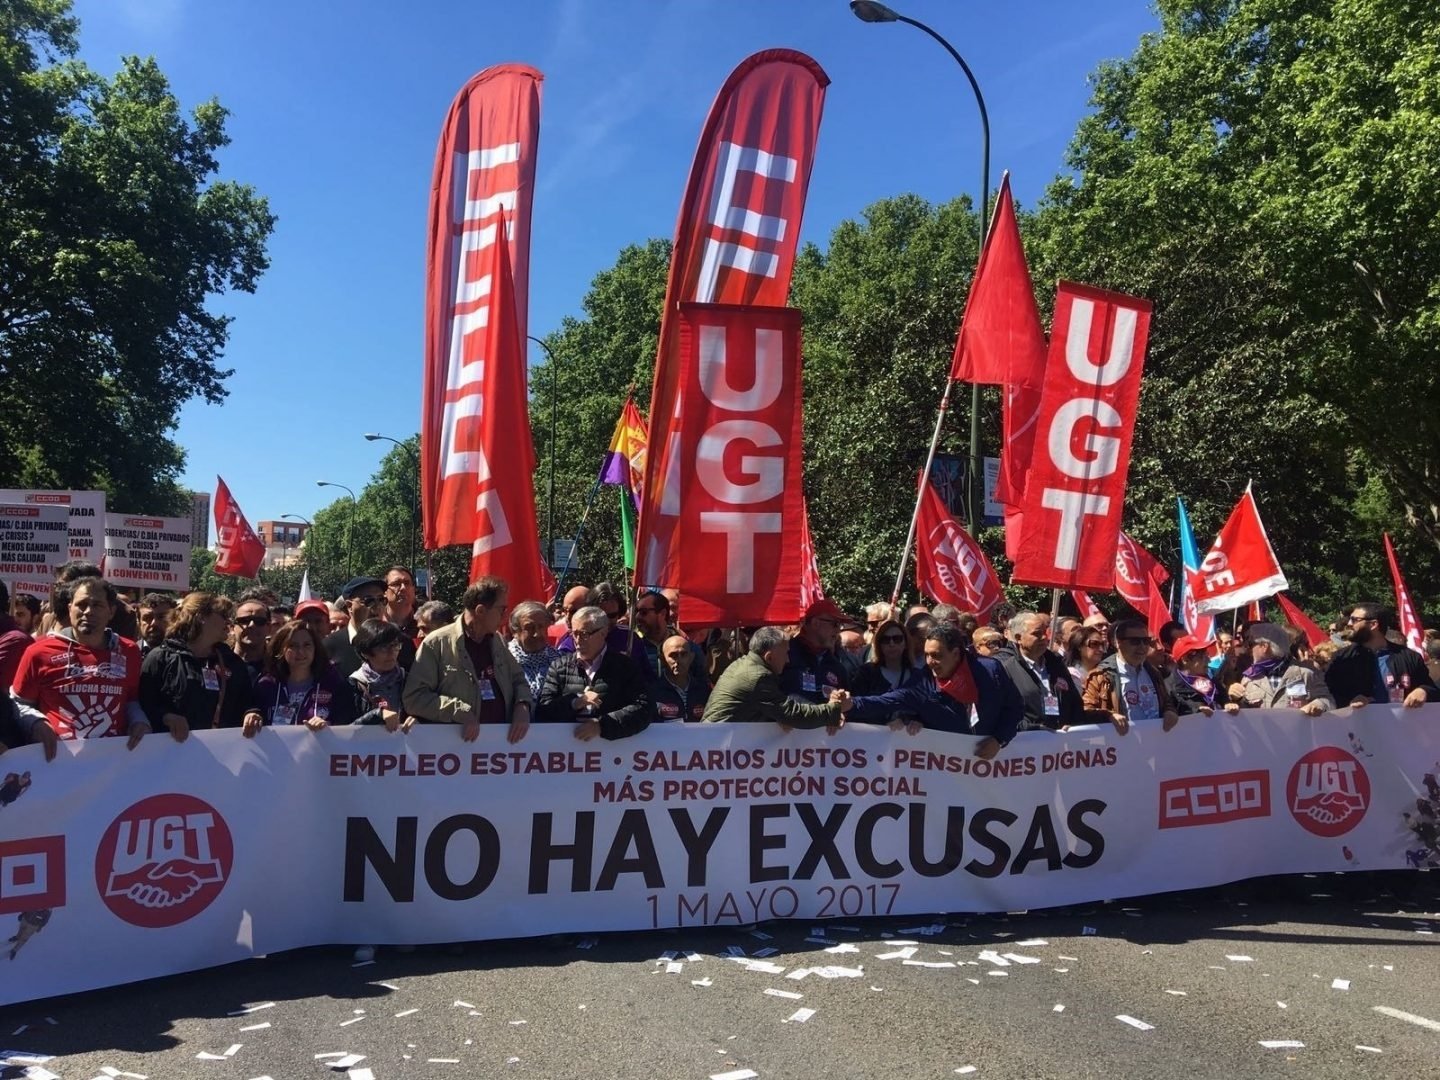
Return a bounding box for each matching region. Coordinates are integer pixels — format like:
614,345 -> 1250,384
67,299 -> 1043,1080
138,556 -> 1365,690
213,477 -> 265,578
1011,282 -> 1151,589
638,51 -> 828,590
674,303 -> 806,626
916,481 -> 1004,619
422,65 -> 542,551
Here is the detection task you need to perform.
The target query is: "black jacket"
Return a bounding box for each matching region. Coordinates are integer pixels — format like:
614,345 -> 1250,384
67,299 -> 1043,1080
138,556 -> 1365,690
139,639 -> 259,730
1325,641 -> 1440,707
537,649 -> 652,739
649,672 -> 710,722
324,626 -> 416,680
851,654 -> 1023,745
780,636 -> 849,705
999,649 -> 1108,731
1167,670 -> 1218,715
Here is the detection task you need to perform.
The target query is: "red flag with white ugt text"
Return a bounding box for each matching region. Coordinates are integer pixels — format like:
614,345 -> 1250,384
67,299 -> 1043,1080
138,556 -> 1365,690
1384,532 -> 1426,655
916,481 -> 1004,619
213,476 -> 265,578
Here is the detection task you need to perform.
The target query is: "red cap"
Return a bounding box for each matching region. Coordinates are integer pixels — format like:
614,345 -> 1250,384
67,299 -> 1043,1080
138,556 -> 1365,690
1170,634 -> 1211,662
804,598 -> 857,625
295,600 -> 329,620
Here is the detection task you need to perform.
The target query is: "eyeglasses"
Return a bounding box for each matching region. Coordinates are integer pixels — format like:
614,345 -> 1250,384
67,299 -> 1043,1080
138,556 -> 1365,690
234,615 -> 269,627
1347,615 -> 1372,624
385,581 -> 410,592
574,626 -> 606,640
878,635 -> 904,645
1083,640 -> 1104,649
1119,636 -> 1154,645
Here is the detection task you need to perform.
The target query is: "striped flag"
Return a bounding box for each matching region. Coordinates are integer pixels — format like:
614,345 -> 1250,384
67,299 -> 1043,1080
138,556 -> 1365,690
599,396 -> 648,570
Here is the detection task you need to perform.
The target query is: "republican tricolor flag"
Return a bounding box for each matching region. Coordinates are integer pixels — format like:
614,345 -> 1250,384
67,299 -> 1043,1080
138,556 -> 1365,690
599,396 -> 649,571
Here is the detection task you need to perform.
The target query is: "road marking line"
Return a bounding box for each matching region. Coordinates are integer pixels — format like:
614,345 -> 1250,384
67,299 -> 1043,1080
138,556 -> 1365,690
1372,1006 -> 1440,1032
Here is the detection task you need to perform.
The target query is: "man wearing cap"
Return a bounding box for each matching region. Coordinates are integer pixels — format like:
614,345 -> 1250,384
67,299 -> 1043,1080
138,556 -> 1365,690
1167,635 -> 1218,715
325,576 -> 415,679
294,599 -> 332,645
997,611 -> 1110,732
781,599 -> 853,706
1223,622 -> 1334,715
849,623 -> 1022,757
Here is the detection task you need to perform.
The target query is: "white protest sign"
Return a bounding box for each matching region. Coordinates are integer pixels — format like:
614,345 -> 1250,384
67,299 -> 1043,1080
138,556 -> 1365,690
0,488 -> 106,565
102,513 -> 193,590
0,502 -> 70,592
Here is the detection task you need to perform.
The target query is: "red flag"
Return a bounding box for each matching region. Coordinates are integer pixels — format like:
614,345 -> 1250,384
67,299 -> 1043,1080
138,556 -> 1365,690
1011,282 -> 1152,589
213,477 -> 265,578
464,215 -> 548,604
1383,532 -> 1426,654
423,65 -> 542,550
1114,531 -> 1170,614
995,380 -> 1043,509
949,174 -> 1047,387
1244,600 -> 1263,623
1191,484 -> 1289,615
1071,590 -> 1102,619
673,303 -> 806,626
916,481 -> 1004,619
1146,574 -> 1171,637
638,51 -> 828,590
800,498 -> 824,610
1276,592 -> 1328,649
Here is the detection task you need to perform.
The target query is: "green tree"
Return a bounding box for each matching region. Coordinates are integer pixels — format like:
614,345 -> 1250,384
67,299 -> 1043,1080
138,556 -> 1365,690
1033,0 -> 1440,615
0,0 -> 275,512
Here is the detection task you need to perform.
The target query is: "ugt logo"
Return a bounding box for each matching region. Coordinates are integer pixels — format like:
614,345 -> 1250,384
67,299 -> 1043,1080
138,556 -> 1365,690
1286,747 -> 1370,838
94,794 -> 233,928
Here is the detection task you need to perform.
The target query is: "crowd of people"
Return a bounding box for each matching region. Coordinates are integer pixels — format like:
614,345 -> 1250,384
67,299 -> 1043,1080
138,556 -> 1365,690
3,561 -> 1436,766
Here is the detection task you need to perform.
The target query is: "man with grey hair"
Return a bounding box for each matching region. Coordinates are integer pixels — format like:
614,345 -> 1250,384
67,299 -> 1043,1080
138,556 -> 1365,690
508,600 -> 561,698
998,611 -> 1108,731
1223,622 -> 1334,715
703,626 -> 853,728
538,606 -> 651,740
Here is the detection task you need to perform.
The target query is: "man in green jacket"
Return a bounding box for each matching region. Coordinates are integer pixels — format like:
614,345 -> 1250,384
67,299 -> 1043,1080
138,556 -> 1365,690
702,626 -> 853,729
403,576 -> 532,743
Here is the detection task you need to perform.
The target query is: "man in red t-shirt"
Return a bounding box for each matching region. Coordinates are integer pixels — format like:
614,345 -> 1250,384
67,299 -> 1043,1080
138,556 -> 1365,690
11,577 -> 148,761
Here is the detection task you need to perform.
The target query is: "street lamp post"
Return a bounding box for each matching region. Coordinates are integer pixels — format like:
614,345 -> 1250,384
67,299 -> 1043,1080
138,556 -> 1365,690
527,334 -> 559,567
316,481 -> 356,580
363,433 -> 419,574
282,513 -> 314,589
851,0 -> 992,603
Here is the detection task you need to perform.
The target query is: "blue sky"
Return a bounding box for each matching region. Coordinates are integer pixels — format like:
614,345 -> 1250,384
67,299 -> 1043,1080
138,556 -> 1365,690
70,0 -> 1159,526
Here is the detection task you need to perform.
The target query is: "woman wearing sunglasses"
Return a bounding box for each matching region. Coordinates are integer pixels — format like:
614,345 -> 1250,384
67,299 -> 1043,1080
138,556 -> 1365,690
853,617 -> 925,731
1065,626 -> 1108,685
139,592 -> 264,741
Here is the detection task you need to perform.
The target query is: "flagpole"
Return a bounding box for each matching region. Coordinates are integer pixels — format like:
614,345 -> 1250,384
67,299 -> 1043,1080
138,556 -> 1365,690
890,386 -> 954,606
553,472 -> 605,600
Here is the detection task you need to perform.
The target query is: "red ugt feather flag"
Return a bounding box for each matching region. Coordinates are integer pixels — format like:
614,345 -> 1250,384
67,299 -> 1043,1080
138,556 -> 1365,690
949,173 -> 1047,388
213,477 -> 265,578
1384,532 -> 1426,655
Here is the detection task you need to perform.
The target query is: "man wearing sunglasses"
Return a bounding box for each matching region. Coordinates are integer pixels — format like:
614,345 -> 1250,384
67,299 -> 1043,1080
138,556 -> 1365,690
1080,617 -> 1180,734
230,589 -> 272,684
781,599 -> 853,706
1324,602 -> 1439,709
325,576 -> 415,679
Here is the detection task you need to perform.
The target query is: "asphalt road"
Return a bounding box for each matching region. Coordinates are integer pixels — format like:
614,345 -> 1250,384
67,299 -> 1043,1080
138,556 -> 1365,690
3,872 -> 1437,1080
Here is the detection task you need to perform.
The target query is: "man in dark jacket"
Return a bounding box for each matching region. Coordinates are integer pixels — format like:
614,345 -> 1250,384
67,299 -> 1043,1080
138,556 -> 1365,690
326,576 -> 415,679
650,635 -> 710,722
1326,601 -> 1440,708
538,607 -> 651,740
850,624 -> 1022,757
999,611 -> 1112,731
781,599 -> 852,704
702,627 -> 851,728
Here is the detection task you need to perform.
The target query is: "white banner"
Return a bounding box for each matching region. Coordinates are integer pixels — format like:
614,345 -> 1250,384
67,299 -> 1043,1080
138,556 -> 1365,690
102,513 -> 193,590
0,488 -> 106,569
0,502 -> 69,594
1,710 -> 1435,1006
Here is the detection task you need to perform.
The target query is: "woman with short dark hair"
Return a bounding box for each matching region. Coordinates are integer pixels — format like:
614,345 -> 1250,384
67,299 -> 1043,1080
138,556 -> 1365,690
348,619 -> 410,730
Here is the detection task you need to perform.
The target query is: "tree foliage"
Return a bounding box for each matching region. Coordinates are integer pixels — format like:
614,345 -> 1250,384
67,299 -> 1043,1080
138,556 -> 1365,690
0,0 -> 275,513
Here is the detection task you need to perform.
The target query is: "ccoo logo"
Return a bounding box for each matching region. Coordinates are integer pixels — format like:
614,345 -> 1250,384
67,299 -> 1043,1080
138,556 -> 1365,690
94,794 -> 233,928
1286,747 -> 1370,838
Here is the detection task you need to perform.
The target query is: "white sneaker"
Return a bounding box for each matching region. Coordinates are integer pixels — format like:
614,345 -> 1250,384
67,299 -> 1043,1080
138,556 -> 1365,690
353,945 -> 376,963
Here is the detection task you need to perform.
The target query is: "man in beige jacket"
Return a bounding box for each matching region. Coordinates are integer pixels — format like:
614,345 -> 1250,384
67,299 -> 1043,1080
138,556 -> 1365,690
403,576 -> 532,744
